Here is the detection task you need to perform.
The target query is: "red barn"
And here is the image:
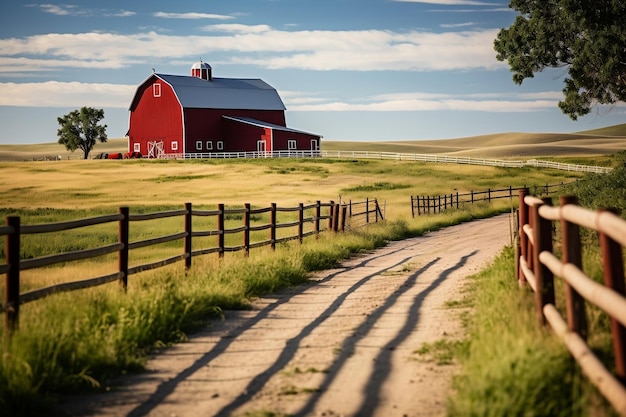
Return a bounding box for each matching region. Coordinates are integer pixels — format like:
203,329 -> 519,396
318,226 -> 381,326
127,61 -> 321,158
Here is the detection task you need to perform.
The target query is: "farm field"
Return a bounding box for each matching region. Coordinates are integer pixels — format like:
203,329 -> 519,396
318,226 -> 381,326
2,123 -> 626,162
1,131 -> 625,417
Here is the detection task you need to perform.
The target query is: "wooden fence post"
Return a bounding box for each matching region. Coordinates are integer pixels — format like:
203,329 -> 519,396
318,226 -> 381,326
218,203 -> 225,258
5,216 -> 20,334
333,203 -> 340,232
456,191 -> 459,209
471,190 -> 474,204
599,209 -> 626,382
244,203 -> 251,256
559,196 -> 587,340
328,200 -> 334,230
411,196 -> 415,218
118,207 -> 129,291
518,188 -> 530,283
532,197 -> 555,325
298,203 -> 304,243
268,203 -> 276,250
315,201 -> 321,237
366,198 -> 369,223
185,202 -> 192,269
417,196 -> 421,216
341,204 -> 347,231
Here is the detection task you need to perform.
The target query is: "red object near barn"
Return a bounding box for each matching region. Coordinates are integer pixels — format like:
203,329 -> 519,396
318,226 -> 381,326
127,61 -> 322,158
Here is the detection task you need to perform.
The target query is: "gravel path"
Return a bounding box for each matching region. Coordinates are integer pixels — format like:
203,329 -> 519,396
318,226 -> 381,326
60,214 -> 513,417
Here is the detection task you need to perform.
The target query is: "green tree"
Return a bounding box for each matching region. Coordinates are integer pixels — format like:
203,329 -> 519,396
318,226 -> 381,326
57,107 -> 108,159
494,0 -> 626,120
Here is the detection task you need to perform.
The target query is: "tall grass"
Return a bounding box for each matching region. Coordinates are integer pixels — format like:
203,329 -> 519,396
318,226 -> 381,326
447,248 -> 616,417
0,203 -> 510,416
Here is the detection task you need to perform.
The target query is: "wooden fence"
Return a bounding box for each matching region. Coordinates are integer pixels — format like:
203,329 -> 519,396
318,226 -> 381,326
517,190 -> 626,416
411,182 -> 570,217
1,199 -> 382,333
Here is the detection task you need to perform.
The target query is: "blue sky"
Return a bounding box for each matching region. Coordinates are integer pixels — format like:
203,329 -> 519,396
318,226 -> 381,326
0,0 -> 624,144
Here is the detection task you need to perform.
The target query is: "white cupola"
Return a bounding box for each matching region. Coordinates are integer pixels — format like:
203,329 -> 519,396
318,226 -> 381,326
191,60 -> 212,81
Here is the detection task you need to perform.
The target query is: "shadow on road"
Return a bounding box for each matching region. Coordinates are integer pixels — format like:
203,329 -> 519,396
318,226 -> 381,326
124,243 -> 424,417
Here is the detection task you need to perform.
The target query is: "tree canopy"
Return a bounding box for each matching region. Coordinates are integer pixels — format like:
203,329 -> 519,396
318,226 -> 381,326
57,107 -> 108,159
494,0 -> 626,120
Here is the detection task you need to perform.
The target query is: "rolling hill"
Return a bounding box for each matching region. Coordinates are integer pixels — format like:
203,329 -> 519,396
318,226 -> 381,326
1,124 -> 626,161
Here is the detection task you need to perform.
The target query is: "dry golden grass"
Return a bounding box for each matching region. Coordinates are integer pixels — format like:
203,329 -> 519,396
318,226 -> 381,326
324,124 -> 626,158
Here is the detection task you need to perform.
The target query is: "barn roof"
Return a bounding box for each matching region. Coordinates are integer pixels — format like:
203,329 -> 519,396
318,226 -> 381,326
224,116 -> 322,137
129,73 -> 286,111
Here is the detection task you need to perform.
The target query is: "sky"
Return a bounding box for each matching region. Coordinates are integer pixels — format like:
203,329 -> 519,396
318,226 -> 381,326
0,0 -> 624,145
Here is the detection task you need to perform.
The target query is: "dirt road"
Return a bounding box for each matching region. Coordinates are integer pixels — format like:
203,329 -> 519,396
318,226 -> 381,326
60,214 -> 513,417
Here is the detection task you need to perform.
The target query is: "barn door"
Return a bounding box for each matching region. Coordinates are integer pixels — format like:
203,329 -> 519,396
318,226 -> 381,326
256,140 -> 267,158
147,141 -> 165,158
310,139 -> 319,156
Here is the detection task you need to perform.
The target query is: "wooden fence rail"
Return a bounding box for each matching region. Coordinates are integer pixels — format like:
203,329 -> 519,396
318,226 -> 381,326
517,189 -> 626,416
2,199 -> 382,333
411,182 -> 571,217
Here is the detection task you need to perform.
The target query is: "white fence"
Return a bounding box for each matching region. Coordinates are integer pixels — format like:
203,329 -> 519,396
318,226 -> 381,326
158,150 -> 612,174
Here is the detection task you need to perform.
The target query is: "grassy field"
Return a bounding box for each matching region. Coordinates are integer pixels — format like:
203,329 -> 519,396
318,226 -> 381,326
0,131 -> 624,416
2,123 -> 626,162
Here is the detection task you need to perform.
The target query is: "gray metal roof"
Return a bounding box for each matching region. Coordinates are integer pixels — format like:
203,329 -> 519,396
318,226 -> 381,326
224,116 -> 321,137
155,74 -> 286,111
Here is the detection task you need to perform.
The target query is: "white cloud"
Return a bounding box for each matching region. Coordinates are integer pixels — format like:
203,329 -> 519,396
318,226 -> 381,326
0,81 -> 135,108
440,22 -> 477,28
392,0 -> 500,5
35,4 -> 135,17
200,24 -> 272,33
0,79 -> 564,113
153,12 -> 234,20
0,26 -> 505,73
286,91 -> 560,112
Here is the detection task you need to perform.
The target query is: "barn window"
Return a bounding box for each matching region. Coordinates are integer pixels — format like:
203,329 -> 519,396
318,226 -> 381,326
153,83 -> 161,98
206,141 -> 213,150
217,141 -> 224,150
288,140 -> 297,150
171,141 -> 178,151
196,141 -> 202,151
133,143 -> 140,152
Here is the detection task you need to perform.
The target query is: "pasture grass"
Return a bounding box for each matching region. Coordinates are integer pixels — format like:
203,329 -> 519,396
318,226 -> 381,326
0,157 -> 607,416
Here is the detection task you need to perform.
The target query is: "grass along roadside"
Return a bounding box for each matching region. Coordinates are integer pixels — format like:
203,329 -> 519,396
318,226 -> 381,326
1,205 -> 505,417
446,246 -> 618,417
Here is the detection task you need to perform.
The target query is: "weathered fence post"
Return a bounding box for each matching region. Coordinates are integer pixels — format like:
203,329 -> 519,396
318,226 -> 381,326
244,203 -> 251,256
411,196 -> 415,218
218,203 -> 225,258
417,196 -> 421,216
559,196 -> 587,340
518,188 -> 530,283
341,204 -> 347,231
5,216 -> 20,334
315,200 -> 321,237
366,198 -> 369,223
298,203 -> 304,243
488,188 -> 491,202
471,190 -> 474,204
328,200 -> 334,230
333,202 -> 340,232
271,203 -> 277,250
532,197 -> 555,325
456,191 -> 459,209
185,202 -> 192,269
599,209 -> 626,382
118,207 -> 129,291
